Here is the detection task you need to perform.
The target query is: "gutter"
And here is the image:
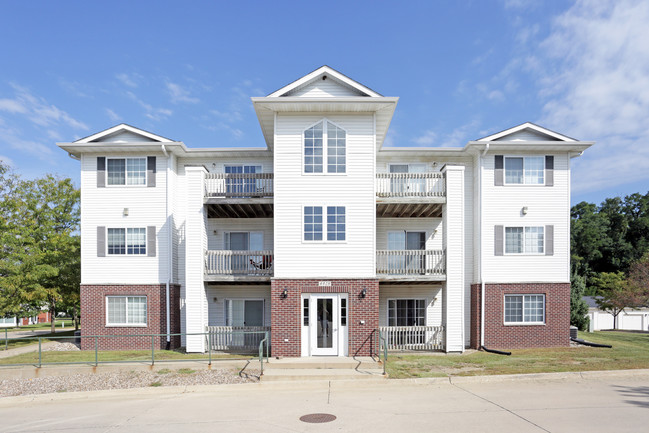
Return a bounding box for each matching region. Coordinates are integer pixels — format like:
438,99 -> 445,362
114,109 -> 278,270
161,144 -> 171,349
68,152 -> 80,161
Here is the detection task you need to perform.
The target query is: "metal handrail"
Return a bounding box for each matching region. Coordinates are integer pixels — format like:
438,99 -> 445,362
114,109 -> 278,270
258,331 -> 269,375
378,329 -> 387,375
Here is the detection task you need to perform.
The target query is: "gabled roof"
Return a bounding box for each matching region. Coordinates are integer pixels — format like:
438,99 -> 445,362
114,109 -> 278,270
267,65 -> 382,98
476,122 -> 577,142
74,123 -> 174,143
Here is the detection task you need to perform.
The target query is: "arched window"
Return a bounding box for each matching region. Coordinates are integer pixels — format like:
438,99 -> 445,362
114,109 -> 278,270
304,120 -> 346,174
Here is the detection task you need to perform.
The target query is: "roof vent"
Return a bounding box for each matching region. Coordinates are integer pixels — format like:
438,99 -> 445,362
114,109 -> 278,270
322,75 -> 327,80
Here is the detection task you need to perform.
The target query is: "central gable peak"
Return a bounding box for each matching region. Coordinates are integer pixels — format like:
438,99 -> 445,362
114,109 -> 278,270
267,65 -> 382,98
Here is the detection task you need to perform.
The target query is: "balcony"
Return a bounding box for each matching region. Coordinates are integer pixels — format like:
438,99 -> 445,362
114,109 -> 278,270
376,173 -> 445,217
204,173 -> 274,218
379,325 -> 444,351
205,250 -> 273,282
376,250 -> 446,282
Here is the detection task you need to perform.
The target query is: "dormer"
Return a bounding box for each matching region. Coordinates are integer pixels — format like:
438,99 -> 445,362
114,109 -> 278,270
267,65 -> 382,98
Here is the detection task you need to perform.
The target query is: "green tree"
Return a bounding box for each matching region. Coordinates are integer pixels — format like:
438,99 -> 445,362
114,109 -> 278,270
592,272 -> 637,329
0,162 -> 80,330
570,271 -> 590,331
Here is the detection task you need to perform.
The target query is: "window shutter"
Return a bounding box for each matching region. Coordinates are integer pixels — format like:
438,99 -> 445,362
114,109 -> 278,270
147,156 -> 156,187
147,226 -> 156,257
545,225 -> 554,256
494,225 -> 504,256
545,156 -> 554,187
97,157 -> 106,188
97,226 -> 106,257
494,155 -> 504,186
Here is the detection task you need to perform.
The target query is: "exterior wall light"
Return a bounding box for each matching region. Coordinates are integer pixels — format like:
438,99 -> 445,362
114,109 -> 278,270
522,206 -> 528,215
360,289 -> 367,299
123,208 -> 129,216
281,289 -> 288,298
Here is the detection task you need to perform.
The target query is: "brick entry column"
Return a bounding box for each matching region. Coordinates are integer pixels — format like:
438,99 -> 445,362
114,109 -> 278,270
271,279 -> 379,357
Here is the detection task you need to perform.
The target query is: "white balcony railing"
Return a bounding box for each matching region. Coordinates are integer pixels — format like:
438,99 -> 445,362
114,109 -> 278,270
205,250 -> 273,276
376,173 -> 445,198
379,325 -> 444,351
376,250 -> 445,276
206,326 -> 271,352
205,173 -> 273,198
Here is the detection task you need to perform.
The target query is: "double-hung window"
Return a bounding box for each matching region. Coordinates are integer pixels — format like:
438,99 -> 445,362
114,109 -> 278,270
504,294 -> 545,324
304,120 -> 346,174
505,226 -> 544,254
304,206 -> 345,242
106,296 -> 147,326
505,156 -> 544,184
107,157 -> 147,186
107,228 -> 147,255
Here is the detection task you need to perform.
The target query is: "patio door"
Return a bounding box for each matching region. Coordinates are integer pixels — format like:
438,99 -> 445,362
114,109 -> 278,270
303,294 -> 347,356
388,231 -> 426,273
225,231 -> 263,273
389,164 -> 426,194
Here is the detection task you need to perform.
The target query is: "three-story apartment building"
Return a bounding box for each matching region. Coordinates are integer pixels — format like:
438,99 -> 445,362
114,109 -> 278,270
58,66 -> 593,356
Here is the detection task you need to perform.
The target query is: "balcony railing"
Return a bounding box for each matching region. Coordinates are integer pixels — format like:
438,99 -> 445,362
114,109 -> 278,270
376,250 -> 445,276
205,173 -> 273,198
205,250 -> 273,276
376,173 -> 445,198
206,326 -> 271,352
379,325 -> 444,351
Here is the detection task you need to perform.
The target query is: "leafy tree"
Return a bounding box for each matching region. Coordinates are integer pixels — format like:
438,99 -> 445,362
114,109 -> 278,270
627,254 -> 649,308
592,272 -> 639,329
0,162 -> 80,331
570,272 -> 590,331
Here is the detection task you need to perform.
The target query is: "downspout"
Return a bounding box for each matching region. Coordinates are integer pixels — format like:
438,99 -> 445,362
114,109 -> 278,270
161,144 -> 171,350
480,143 -> 489,349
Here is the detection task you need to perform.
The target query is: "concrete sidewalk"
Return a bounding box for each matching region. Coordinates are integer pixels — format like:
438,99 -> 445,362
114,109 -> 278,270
2,369 -> 649,432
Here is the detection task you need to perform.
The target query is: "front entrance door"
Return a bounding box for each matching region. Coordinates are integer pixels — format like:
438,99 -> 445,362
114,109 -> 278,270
302,294 -> 347,356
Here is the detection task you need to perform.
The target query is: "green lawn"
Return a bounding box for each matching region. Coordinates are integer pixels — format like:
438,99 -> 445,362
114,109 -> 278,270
386,331 -> 649,378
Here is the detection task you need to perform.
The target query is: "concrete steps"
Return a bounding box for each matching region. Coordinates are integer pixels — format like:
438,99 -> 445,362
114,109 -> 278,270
259,357 -> 386,382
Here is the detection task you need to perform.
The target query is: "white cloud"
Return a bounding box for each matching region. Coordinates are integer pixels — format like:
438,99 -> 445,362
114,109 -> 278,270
438,119 -> 482,147
126,91 -> 172,122
5,84 -> 89,130
166,82 -> 199,104
0,126 -> 54,159
0,154 -> 14,166
528,0 -> 649,194
116,73 -> 140,88
412,129 -> 437,146
0,98 -> 26,113
105,108 -> 121,122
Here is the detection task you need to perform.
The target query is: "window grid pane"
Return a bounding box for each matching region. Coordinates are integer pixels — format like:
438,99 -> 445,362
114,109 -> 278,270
504,295 -> 523,322
304,206 -> 323,241
107,159 -> 126,185
304,123 -> 323,173
107,228 -> 126,255
107,297 -> 126,324
505,157 -> 523,184
326,206 -> 345,241
524,226 -> 544,254
390,299 -> 426,326
326,122 -> 346,173
127,158 -> 147,185
127,296 -> 147,324
127,228 -> 147,255
505,295 -> 544,323
524,156 -> 544,185
505,227 -> 523,254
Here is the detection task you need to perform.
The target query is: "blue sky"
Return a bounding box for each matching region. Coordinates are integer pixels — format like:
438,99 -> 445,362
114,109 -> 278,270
1,0 -> 647,205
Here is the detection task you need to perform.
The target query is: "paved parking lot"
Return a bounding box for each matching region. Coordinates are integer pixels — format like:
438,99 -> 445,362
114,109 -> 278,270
1,371 -> 648,432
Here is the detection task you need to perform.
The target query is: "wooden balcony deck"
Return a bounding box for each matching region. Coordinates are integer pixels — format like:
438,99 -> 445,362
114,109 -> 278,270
204,173 -> 273,218
204,250 -> 273,282
376,173 -> 445,218
376,250 -> 446,282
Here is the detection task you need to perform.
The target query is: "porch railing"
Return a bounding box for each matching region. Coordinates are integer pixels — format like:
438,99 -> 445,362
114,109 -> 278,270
205,250 -> 273,276
205,173 -> 273,198
376,173 -> 445,198
376,250 -> 445,276
379,325 -> 444,351
206,326 -> 271,352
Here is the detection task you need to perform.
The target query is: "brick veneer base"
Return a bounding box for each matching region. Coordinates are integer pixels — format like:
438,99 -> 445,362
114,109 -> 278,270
80,284 -> 181,350
270,279 -> 379,357
470,283 -> 570,350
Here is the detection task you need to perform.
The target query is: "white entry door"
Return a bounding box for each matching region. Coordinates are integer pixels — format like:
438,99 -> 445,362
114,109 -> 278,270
302,294 -> 348,356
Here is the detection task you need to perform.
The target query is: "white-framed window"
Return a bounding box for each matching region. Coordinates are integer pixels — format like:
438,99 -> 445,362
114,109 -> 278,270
505,156 -> 544,185
505,226 -> 544,254
504,294 -> 545,324
107,228 -> 146,255
388,299 -> 426,326
225,299 -> 265,327
107,157 -> 147,186
303,120 -> 346,174
106,296 -> 147,326
326,206 -> 346,241
304,206 -> 323,241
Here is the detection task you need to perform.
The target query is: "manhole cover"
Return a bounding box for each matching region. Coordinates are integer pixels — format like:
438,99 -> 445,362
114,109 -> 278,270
300,413 -> 337,423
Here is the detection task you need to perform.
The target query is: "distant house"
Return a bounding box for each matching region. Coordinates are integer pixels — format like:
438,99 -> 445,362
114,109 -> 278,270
0,311 -> 52,328
583,296 -> 649,332
58,66 -> 595,355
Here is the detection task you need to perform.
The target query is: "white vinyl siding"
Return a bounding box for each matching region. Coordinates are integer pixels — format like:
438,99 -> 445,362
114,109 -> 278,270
504,294 -> 545,324
505,156 -> 544,185
107,157 -> 146,186
106,296 -> 147,326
